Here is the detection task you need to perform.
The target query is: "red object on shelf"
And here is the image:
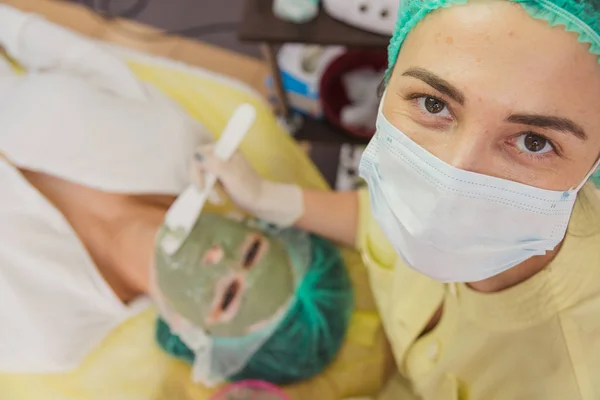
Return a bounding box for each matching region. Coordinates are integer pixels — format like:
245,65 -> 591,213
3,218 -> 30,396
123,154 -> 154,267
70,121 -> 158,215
319,49 -> 387,140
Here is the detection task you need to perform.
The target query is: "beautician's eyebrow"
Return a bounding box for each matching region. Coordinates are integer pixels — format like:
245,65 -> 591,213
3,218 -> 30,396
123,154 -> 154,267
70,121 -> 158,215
507,114 -> 587,140
402,68 -> 587,140
402,67 -> 466,105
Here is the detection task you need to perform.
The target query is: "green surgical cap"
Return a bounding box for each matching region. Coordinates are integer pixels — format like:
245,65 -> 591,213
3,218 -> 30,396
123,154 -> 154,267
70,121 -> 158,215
385,0 -> 600,186
386,0 -> 600,79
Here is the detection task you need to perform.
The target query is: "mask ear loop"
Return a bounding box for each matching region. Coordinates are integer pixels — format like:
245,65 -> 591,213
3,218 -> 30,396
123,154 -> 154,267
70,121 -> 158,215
374,90 -> 389,132
378,89 -> 387,113
570,156 -> 600,194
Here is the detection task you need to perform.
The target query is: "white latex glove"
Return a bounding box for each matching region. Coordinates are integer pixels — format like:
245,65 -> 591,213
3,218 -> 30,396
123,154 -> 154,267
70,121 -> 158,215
191,145 -> 304,227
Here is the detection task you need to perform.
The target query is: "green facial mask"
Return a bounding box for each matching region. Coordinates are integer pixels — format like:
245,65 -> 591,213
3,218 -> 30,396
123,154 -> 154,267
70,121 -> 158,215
155,213 -> 295,338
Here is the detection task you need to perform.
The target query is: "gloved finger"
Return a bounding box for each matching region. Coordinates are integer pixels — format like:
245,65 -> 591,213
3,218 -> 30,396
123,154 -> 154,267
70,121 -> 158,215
194,145 -> 246,180
207,188 -> 220,204
194,143 -> 214,159
189,160 -> 205,189
192,144 -> 229,187
190,159 -> 224,205
207,186 -> 226,205
194,145 -> 222,174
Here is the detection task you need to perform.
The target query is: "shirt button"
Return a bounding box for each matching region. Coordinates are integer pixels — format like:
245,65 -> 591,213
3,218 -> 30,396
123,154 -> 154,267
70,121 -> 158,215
428,341 -> 440,361
448,283 -> 457,296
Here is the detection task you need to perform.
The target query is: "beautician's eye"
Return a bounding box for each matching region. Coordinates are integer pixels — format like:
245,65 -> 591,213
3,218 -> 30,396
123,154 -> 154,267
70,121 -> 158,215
417,96 -> 451,117
515,132 -> 554,154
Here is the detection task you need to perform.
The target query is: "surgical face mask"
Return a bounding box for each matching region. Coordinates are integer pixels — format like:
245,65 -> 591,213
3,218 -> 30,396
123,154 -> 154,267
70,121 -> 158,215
359,109 -> 599,283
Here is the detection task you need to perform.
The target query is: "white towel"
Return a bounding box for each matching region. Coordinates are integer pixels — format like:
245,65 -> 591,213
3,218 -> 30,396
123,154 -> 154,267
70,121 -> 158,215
0,5 -> 211,373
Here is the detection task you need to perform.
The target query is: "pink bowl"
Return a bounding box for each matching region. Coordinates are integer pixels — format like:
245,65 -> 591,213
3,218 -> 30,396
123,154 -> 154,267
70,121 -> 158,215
209,380 -> 291,400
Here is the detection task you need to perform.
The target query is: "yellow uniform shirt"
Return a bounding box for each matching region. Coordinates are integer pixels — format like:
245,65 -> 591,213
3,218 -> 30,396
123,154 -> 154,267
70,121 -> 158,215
356,186 -> 600,400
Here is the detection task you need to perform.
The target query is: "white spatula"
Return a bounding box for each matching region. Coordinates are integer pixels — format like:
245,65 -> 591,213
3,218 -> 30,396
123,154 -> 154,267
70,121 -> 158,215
161,104 -> 256,254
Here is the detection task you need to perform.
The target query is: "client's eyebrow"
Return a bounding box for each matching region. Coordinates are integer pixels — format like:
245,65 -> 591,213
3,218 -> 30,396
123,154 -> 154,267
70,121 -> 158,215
402,67 -> 465,105
507,114 -> 587,140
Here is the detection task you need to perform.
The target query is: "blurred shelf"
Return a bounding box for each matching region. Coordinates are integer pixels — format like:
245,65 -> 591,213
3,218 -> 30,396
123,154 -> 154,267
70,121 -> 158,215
238,0 -> 384,145
293,116 -> 370,144
238,0 -> 390,47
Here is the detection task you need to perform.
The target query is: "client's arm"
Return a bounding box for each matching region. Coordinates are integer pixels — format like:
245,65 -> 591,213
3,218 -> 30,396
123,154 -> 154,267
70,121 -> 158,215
0,4 -> 146,98
193,146 -> 360,247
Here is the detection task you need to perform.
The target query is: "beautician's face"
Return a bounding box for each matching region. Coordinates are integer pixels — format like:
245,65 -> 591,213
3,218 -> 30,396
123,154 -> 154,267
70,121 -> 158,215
384,0 -> 600,190
155,214 -> 294,337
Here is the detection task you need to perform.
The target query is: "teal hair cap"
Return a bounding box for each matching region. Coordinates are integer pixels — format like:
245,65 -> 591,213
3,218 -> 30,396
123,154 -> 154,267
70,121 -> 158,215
385,0 -> 600,184
386,0 -> 600,81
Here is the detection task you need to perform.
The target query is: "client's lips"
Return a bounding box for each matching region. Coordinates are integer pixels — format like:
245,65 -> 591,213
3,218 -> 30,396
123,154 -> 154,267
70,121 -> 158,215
207,274 -> 245,325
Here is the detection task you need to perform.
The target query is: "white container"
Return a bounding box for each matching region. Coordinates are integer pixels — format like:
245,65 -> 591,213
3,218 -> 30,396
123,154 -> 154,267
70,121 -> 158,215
266,44 -> 345,118
322,0 -> 398,36
273,0 -> 319,24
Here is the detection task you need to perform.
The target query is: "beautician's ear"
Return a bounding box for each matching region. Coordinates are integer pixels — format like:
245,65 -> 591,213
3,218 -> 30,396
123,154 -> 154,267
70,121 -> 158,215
377,78 -> 386,98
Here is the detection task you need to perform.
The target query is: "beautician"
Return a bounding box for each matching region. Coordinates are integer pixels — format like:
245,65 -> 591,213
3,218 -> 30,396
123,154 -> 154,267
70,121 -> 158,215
195,0 -> 600,398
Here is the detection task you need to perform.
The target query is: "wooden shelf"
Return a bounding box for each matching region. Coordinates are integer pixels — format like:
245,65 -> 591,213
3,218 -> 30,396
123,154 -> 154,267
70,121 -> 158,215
293,116 -> 370,144
238,0 -> 384,145
238,0 -> 390,47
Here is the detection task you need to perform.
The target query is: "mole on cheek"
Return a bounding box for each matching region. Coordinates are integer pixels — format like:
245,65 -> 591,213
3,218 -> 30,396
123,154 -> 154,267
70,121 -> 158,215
445,36 -> 454,45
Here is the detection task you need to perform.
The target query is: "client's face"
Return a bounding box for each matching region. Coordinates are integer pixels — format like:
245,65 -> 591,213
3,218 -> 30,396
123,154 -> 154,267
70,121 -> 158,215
155,213 -> 295,337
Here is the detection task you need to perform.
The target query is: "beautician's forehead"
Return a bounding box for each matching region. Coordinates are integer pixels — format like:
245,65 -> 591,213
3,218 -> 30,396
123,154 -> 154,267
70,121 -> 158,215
393,0 -> 600,121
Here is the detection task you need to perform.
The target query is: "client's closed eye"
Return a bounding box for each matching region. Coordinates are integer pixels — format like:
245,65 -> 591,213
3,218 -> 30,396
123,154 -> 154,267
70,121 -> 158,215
207,275 -> 245,325
221,280 -> 240,311
242,235 -> 267,269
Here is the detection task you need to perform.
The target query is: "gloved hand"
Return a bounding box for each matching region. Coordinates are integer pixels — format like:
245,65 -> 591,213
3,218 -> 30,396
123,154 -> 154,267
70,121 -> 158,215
191,145 -> 304,227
